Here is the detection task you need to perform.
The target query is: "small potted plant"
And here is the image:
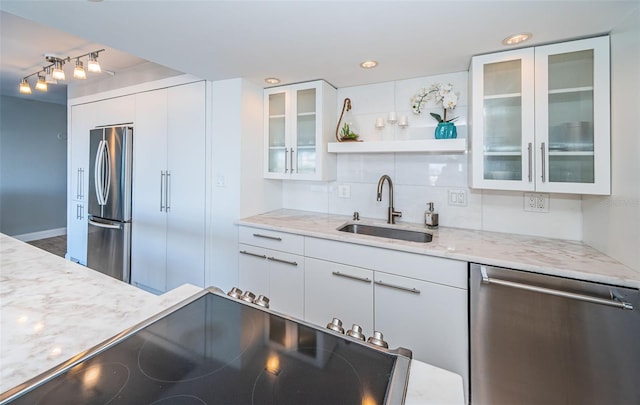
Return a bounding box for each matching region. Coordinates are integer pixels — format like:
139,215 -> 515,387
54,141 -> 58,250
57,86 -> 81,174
339,122 -> 359,141
411,83 -> 458,139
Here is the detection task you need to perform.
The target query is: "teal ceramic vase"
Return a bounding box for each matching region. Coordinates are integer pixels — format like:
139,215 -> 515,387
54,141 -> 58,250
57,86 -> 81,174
435,122 -> 457,139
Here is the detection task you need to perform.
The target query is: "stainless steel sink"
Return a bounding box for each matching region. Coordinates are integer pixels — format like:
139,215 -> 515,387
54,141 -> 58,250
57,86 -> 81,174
338,223 -> 432,243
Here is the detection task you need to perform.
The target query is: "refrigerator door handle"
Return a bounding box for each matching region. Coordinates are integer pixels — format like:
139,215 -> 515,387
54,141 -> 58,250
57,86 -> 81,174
102,141 -> 111,205
88,218 -> 123,230
94,139 -> 106,206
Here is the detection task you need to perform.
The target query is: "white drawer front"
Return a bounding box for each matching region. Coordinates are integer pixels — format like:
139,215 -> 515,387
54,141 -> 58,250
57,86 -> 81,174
305,237 -> 467,289
239,226 -> 304,255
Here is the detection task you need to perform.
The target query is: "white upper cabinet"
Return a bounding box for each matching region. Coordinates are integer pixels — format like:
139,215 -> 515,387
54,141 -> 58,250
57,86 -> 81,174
264,80 -> 337,180
470,36 -> 610,195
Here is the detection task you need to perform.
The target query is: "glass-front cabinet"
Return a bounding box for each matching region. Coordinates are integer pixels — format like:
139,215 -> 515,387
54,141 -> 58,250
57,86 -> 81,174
264,80 -> 337,180
470,36 -> 610,195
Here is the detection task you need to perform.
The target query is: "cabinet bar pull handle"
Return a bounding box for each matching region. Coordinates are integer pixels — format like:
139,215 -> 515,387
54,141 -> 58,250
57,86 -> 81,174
77,168 -> 81,199
540,142 -> 546,182
267,256 -> 298,266
332,271 -> 371,283
527,142 -> 533,182
239,250 -> 267,259
252,233 -> 282,241
375,280 -> 420,294
165,171 -> 171,212
290,148 -> 295,173
284,147 -> 289,173
480,266 -> 633,310
160,171 -> 165,212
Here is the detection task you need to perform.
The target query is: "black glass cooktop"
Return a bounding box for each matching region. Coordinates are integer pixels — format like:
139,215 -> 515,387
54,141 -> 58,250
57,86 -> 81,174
5,290 -> 411,404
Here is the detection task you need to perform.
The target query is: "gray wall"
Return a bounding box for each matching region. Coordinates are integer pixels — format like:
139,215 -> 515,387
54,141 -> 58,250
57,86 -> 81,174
0,95 -> 67,237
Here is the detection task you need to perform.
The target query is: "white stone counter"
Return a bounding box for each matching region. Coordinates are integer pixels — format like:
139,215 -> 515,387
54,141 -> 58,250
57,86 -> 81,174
0,234 -> 201,395
238,209 -> 640,289
0,234 -> 463,404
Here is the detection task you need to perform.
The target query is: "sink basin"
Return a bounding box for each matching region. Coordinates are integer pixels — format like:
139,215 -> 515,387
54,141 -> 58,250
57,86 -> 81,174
338,223 -> 432,243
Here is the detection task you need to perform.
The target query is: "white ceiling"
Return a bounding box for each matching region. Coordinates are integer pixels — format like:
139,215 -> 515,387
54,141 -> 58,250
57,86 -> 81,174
1,1 -> 638,105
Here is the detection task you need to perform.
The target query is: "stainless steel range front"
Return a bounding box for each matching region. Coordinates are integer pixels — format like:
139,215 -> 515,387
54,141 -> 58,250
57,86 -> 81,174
1,287 -> 412,404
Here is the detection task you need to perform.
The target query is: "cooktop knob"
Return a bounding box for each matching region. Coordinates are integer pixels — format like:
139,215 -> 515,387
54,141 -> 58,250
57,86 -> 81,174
227,287 -> 243,299
326,318 -> 345,334
240,290 -> 256,304
367,331 -> 389,348
346,324 -> 366,341
255,295 -> 270,308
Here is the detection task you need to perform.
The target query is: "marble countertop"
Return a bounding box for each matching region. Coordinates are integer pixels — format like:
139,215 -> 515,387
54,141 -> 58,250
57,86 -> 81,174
0,233 -> 463,404
238,209 -> 640,289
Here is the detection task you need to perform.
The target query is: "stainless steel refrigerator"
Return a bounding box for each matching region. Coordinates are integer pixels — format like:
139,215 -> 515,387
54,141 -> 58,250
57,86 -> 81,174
87,126 -> 133,283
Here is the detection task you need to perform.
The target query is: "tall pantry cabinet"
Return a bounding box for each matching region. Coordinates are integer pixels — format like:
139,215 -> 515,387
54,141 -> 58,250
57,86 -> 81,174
131,81 -> 206,293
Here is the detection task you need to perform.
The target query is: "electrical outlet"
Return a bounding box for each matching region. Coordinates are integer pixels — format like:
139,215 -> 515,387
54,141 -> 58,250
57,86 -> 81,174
448,189 -> 467,206
337,184 -> 351,198
524,193 -> 549,212
216,175 -> 226,187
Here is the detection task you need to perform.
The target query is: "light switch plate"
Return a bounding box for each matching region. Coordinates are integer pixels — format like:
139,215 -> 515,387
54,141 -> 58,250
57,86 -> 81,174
338,184 -> 351,198
448,189 -> 467,206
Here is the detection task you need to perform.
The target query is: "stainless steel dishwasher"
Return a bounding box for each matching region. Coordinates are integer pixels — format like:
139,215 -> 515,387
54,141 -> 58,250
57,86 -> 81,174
470,263 -> 640,405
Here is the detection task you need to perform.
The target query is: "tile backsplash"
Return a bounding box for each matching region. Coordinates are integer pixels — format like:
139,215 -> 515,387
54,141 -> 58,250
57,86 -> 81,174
282,72 -> 583,241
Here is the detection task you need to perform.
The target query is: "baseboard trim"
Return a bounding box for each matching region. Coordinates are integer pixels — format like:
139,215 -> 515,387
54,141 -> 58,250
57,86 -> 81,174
13,227 -> 67,242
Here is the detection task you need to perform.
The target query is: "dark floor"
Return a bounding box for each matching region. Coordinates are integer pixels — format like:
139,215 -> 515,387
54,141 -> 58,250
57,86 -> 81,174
27,235 -> 67,258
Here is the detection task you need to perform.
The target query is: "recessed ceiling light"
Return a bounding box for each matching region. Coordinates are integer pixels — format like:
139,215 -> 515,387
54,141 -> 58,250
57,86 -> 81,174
360,60 -> 378,69
502,33 -> 532,46
265,77 -> 281,84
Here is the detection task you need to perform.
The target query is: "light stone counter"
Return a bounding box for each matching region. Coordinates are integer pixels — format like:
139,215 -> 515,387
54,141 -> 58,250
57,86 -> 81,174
0,234 -> 201,395
238,209 -> 640,289
0,233 -> 463,404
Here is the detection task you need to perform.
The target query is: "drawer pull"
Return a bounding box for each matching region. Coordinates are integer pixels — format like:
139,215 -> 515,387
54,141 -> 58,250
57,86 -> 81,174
267,256 -> 298,266
253,233 -> 282,241
239,250 -> 267,259
332,271 -> 371,284
375,280 -> 420,294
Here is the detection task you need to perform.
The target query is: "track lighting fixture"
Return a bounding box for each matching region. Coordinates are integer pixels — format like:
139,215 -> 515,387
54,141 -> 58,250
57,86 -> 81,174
74,59 -> 87,79
19,78 -> 32,94
18,49 -> 105,95
87,52 -> 101,73
35,75 -> 48,92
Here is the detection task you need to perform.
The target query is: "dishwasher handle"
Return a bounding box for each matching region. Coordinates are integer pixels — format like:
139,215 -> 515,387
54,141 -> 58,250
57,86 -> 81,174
480,266 -> 633,310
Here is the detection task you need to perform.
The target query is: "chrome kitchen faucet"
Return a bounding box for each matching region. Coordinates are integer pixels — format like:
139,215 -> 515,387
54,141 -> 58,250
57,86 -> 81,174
376,175 -> 402,224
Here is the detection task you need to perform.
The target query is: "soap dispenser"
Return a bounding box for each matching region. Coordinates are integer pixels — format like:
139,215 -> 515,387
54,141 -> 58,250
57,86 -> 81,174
425,202 -> 439,229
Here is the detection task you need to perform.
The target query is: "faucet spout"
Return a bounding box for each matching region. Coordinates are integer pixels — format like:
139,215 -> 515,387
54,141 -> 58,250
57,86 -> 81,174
376,175 -> 402,224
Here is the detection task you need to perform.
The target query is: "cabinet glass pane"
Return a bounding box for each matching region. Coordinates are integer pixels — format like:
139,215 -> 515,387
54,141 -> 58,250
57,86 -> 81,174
483,60 -> 521,96
296,88 -> 317,174
297,88 -> 316,114
269,147 -> 286,173
548,50 -> 594,90
269,116 -> 286,147
296,148 -> 316,174
549,155 -> 594,183
269,93 -> 286,116
547,50 -> 595,183
483,60 -> 523,181
483,156 -> 522,181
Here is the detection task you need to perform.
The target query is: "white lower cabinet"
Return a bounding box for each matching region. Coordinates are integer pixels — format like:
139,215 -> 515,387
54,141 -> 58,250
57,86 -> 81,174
374,272 -> 468,403
238,227 -> 305,319
304,236 -> 469,404
238,228 -> 469,402
304,258 -> 374,333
